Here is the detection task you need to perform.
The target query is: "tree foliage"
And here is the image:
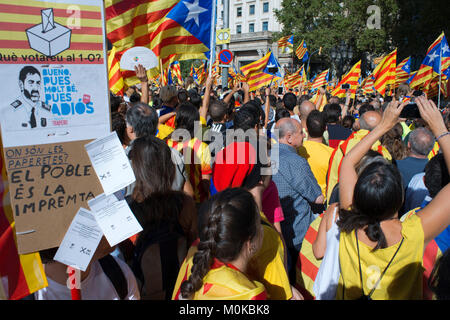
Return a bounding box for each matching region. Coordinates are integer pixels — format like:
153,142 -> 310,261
274,0 -> 450,75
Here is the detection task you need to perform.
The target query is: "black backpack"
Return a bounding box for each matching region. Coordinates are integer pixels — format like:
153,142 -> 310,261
99,254 -> 128,300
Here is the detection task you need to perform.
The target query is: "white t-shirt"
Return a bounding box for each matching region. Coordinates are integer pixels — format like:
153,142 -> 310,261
35,256 -> 140,300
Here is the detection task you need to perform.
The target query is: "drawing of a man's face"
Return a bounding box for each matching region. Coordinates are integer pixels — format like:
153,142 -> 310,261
22,73 -> 41,103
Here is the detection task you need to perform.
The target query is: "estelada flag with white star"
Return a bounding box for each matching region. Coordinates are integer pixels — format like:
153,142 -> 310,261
394,56 -> 411,88
106,0 -> 214,86
409,32 -> 450,90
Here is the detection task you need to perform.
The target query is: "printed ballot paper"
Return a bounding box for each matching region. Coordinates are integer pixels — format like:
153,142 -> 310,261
85,131 -> 135,195
54,208 -> 103,272
88,193 -> 142,247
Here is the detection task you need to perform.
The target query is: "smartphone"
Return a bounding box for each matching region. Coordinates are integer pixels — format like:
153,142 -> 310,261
400,103 -> 421,119
268,67 -> 279,74
278,86 -> 283,95
341,84 -> 350,90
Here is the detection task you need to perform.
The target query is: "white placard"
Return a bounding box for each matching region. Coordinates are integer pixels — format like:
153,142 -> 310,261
88,193 -> 142,247
119,46 -> 158,71
0,0 -> 110,148
85,131 -> 135,196
53,207 -> 103,272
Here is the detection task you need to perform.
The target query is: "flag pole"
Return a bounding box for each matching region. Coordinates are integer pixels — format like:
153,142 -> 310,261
209,0 -> 217,77
438,34 -> 443,108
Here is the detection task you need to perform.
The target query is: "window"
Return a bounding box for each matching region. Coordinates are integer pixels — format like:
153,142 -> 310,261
262,21 -> 268,31
237,7 -> 242,17
249,4 -> 255,15
236,25 -> 242,34
263,2 -> 269,13
249,23 -> 254,33
221,10 -> 224,20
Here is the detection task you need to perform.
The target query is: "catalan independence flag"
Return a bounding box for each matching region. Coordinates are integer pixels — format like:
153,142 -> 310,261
240,52 -> 278,92
362,75 -> 375,95
284,65 -> 305,90
331,60 -> 361,98
409,32 -> 450,90
107,46 -> 124,96
278,35 -> 293,54
106,0 -> 214,86
170,61 -> 183,85
1,139 -> 48,300
395,56 -> 411,87
296,40 -> 309,62
311,69 -> 329,91
0,0 -> 104,65
373,48 -> 397,95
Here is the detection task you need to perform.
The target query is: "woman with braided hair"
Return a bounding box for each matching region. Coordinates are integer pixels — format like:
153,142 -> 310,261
178,188 -> 266,300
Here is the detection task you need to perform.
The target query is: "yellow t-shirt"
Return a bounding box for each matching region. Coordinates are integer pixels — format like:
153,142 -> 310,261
298,140 -> 334,197
336,214 -> 424,300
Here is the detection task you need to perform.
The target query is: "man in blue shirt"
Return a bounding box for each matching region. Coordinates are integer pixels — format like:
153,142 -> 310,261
271,117 -> 323,282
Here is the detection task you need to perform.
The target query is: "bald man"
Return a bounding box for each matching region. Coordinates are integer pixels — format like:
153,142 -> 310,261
358,110 -> 382,131
299,100 -> 315,132
272,117 -> 323,282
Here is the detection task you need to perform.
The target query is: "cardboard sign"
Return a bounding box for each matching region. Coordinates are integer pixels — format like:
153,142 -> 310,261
0,0 -> 110,254
4,140 -> 104,254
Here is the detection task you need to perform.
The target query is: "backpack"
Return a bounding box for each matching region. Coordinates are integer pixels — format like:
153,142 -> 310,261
98,254 -> 128,300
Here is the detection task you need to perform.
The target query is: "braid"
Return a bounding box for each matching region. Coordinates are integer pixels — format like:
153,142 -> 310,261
179,202 -> 224,299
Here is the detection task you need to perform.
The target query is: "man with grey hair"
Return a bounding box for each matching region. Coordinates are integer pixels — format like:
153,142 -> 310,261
271,117 -> 323,282
397,127 -> 435,188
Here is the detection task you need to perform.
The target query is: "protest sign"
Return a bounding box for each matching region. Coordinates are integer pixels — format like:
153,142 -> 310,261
0,0 -> 110,254
0,0 -> 110,148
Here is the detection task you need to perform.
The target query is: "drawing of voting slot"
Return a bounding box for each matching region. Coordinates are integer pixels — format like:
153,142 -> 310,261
2,140 -> 103,254
26,8 -> 72,57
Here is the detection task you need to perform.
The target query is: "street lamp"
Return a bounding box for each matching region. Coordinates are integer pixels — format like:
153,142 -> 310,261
331,41 -> 353,79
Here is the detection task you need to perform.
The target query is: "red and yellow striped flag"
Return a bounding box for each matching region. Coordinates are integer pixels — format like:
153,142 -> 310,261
331,60 -> 361,98
195,62 -> 207,85
1,139 -> 47,300
107,46 -> 124,96
240,52 -> 271,78
362,75 -> 375,95
171,61 -> 183,85
311,69 -> 329,90
106,0 -> 210,86
296,40 -> 308,61
309,91 -> 328,111
373,49 -> 397,95
284,66 -> 305,89
240,52 -> 276,92
395,56 -> 411,87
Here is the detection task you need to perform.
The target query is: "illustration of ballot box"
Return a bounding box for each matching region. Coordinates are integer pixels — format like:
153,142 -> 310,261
26,8 -> 71,57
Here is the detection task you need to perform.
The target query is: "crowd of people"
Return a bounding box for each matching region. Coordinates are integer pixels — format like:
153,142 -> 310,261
35,64 -> 450,300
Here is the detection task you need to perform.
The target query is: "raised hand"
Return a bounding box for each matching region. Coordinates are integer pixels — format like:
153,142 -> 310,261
416,96 -> 447,137
134,64 -> 148,83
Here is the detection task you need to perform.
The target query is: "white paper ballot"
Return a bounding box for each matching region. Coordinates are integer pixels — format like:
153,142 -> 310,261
85,131 -> 135,196
54,208 -> 103,272
119,46 -> 158,71
88,193 -> 142,247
